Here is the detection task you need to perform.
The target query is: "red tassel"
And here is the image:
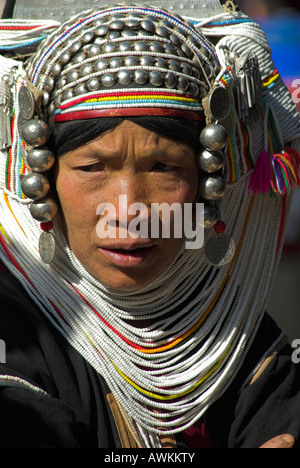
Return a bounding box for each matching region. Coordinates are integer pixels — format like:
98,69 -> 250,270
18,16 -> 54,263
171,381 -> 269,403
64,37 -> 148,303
248,150 -> 272,194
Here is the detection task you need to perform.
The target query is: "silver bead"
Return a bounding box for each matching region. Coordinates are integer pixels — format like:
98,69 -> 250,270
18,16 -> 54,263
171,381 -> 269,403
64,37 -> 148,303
141,19 -> 155,33
164,43 -> 176,55
198,175 -> 225,201
200,203 -> 219,228
189,81 -> 199,97
170,34 -> 181,46
155,58 -> 168,69
121,29 -> 136,38
197,148 -> 225,173
69,39 -> 82,54
109,57 -> 122,68
88,44 -> 101,57
181,62 -> 192,75
126,19 -> 140,29
94,59 -> 108,72
150,42 -> 164,53
87,78 -> 100,92
42,92 -> 50,106
51,63 -> 61,77
125,56 -> 138,66
59,51 -> 71,64
156,25 -> 169,38
177,76 -> 189,92
74,83 -> 87,96
27,147 -> 56,172
82,31 -> 94,43
44,76 -> 54,92
119,41 -> 132,52
79,64 -> 93,78
67,70 -> 80,82
56,76 -> 67,89
168,60 -> 181,72
102,42 -> 116,53
118,70 -> 132,86
134,70 -> 148,85
108,31 -> 120,40
21,172 -> 50,200
95,25 -> 109,36
165,71 -> 177,88
134,41 -> 148,52
101,73 -> 116,87
140,56 -> 155,67
21,119 -> 50,147
30,197 -> 58,223
110,20 -> 125,30
62,89 -> 74,101
73,52 -> 86,64
149,71 -> 163,87
200,124 -> 228,151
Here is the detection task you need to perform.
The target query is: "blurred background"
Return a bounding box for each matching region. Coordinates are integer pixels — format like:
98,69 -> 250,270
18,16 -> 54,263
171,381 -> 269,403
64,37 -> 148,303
0,0 -> 300,339
237,0 -> 300,340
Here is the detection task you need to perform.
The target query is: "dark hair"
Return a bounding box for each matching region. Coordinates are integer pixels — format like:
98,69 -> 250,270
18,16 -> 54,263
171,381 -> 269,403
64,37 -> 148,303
50,116 -> 204,158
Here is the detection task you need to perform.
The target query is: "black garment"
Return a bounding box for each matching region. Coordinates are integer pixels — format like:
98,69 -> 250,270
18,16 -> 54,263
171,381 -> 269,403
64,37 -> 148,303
0,267 -> 300,448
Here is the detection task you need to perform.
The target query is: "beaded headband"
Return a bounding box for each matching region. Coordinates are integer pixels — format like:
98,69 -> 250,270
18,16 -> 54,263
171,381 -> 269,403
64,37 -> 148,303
16,5 -> 232,263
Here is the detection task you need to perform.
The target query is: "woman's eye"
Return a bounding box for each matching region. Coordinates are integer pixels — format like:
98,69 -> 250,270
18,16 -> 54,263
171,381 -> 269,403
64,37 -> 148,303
153,161 -> 174,172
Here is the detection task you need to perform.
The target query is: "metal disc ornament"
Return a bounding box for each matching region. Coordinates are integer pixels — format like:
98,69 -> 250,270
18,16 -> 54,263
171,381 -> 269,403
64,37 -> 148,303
39,231 -> 56,264
209,87 -> 230,121
204,233 -> 235,266
18,85 -> 35,120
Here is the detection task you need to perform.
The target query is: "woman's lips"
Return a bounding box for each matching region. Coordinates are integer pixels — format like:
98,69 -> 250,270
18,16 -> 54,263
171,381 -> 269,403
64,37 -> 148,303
98,244 -> 155,267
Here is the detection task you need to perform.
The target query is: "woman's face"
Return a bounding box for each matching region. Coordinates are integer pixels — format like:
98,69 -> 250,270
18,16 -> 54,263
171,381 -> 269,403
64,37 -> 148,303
55,120 -> 199,290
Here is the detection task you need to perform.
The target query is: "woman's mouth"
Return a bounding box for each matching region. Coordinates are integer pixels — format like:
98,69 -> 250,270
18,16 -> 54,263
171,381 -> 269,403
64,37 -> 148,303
98,244 -> 155,267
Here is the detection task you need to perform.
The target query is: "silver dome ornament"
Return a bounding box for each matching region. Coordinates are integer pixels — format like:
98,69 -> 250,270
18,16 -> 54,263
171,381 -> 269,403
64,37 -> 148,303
199,203 -> 219,228
30,197 -> 58,223
134,70 -> 148,85
27,147 -> 55,173
101,73 -> 116,88
39,229 -> 56,264
21,172 -> 50,200
87,78 -> 100,92
149,71 -> 163,87
198,174 -> 225,201
197,148 -> 225,173
200,124 -> 228,152
118,70 -> 133,86
21,119 -> 50,147
204,221 -> 236,266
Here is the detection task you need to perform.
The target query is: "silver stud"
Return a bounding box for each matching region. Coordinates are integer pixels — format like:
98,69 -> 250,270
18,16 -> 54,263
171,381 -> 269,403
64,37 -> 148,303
95,25 -> 109,36
149,70 -> 163,87
30,197 -> 58,223
119,42 -> 132,52
79,64 -> 93,78
110,20 -> 125,30
165,71 -> 177,88
74,83 -> 87,96
121,29 -> 136,38
200,124 -> 228,151
198,175 -> 225,201
200,203 -> 219,228
125,56 -> 138,66
144,15 -> 158,23
155,58 -> 168,69
103,42 -> 116,53
27,147 -> 56,173
164,43 -> 176,55
59,51 -> 71,64
62,89 -> 74,101
87,78 -> 100,92
161,19 -> 173,29
109,57 -> 122,68
53,95 -> 62,109
168,59 -> 181,72
141,19 -> 155,33
73,52 -> 87,64
44,76 -> 54,92
108,31 -> 120,40
140,56 -> 155,67
134,70 -> 148,85
170,34 -> 181,46
126,19 -> 140,29
21,173 -> 50,200
82,31 -> 94,43
101,73 -> 116,87
57,76 -> 67,89
134,41 -> 148,52
150,42 -> 164,53
42,92 -> 50,106
118,70 -> 133,86
181,62 -> 192,76
67,70 -> 80,82
21,119 -> 50,147
88,44 -> 101,57
51,63 -> 61,77
155,25 -> 169,38
94,59 -> 108,72
181,43 -> 193,58
177,76 -> 189,92
69,39 -> 82,54
189,81 -> 200,97
197,148 -> 225,173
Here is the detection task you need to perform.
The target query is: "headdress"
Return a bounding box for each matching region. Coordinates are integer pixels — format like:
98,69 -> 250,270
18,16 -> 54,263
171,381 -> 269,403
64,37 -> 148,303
0,1 -> 300,447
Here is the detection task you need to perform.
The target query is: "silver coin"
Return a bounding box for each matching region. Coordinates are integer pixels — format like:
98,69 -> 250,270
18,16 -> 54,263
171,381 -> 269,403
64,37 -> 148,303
39,230 -> 56,264
18,86 -> 35,120
209,87 -> 230,121
204,233 -> 235,266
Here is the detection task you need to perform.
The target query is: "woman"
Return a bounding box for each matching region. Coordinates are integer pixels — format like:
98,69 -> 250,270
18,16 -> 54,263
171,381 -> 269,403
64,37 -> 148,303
0,1 -> 300,448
